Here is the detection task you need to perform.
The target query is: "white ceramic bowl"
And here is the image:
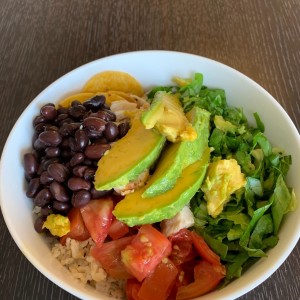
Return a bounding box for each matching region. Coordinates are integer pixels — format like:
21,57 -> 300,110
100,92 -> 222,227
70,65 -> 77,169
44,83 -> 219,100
1,51 -> 300,300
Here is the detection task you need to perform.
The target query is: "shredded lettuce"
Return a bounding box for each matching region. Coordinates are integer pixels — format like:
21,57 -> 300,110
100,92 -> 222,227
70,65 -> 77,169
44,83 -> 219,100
150,73 -> 295,283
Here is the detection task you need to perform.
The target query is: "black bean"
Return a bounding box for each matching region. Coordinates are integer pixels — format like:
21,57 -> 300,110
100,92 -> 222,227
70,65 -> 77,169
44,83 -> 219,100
93,137 -> 108,144
41,157 -> 61,171
68,104 -> 86,119
103,109 -> 116,121
68,136 -> 81,152
68,177 -> 91,191
45,147 -> 60,158
59,117 -> 73,126
25,173 -> 32,182
41,205 -> 53,216
44,103 -> 55,107
32,131 -> 39,145
24,153 -> 38,176
71,100 -> 82,106
60,149 -> 72,160
83,158 -> 93,166
118,122 -> 130,138
65,161 -> 72,170
49,181 -> 70,202
27,98 -> 131,225
83,116 -> 106,133
90,187 -> 112,199
33,149 -> 43,159
86,129 -> 103,139
71,190 -> 91,207
60,137 -> 69,148
86,112 -> 100,119
103,103 -> 110,110
92,159 -> 99,167
55,113 -> 69,124
34,188 -> 52,207
53,201 -> 71,213
104,122 -> 119,142
39,130 -> 62,147
34,216 -> 47,233
74,129 -> 89,149
44,125 -> 59,131
72,165 -> 88,177
47,163 -> 69,182
40,171 -> 54,184
40,105 -> 57,120
36,164 -> 44,176
57,107 -> 69,114
84,143 -> 111,159
33,115 -> 47,126
33,138 -> 46,151
83,167 -> 96,180
59,122 -> 81,137
35,122 -> 47,133
26,177 -> 41,198
70,152 -> 85,167
83,95 -> 105,112
93,110 -> 115,122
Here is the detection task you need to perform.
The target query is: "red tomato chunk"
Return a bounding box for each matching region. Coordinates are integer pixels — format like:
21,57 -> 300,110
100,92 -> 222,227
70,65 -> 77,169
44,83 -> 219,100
80,198 -> 113,247
190,231 -> 221,266
138,258 -> 178,300
108,218 -> 130,240
176,260 -> 226,299
121,224 -> 172,282
168,229 -> 197,266
91,235 -> 135,279
126,278 -> 143,300
66,203 -> 226,300
60,207 -> 90,245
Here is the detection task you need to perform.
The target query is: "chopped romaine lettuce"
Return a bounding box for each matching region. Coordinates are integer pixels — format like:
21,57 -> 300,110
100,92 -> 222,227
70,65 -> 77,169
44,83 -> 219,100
152,73 -> 295,283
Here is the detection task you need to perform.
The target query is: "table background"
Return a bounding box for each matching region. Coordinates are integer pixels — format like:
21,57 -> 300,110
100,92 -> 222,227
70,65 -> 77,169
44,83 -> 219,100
0,0 -> 299,299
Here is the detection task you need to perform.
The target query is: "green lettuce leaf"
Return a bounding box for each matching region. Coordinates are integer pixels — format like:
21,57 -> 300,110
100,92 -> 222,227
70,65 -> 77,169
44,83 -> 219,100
271,175 -> 296,234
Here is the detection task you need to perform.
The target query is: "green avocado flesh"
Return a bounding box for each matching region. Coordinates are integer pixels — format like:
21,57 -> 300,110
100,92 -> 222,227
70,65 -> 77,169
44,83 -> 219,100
141,91 -> 197,142
94,117 -> 166,190
142,107 -> 210,198
113,147 -> 210,226
141,96 -> 164,129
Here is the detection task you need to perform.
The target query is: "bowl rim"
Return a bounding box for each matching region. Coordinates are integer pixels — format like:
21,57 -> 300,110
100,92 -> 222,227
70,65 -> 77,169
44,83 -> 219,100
1,50 -> 300,300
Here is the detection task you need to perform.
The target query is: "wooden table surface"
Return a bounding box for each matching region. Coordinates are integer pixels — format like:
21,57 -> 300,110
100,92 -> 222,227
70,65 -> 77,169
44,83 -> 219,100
0,0 -> 299,299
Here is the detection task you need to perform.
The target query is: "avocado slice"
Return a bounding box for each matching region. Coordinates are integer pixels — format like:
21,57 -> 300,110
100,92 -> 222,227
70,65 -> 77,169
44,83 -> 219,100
141,91 -> 197,142
113,147 -> 210,226
94,117 -> 166,191
142,107 -> 210,198
141,96 -> 164,129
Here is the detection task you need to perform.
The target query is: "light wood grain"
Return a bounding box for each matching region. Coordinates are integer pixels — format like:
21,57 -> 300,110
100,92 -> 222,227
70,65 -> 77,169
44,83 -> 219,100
0,0 -> 299,299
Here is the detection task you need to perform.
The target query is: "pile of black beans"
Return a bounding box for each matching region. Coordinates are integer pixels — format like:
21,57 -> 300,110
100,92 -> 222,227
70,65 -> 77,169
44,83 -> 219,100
23,95 -> 130,233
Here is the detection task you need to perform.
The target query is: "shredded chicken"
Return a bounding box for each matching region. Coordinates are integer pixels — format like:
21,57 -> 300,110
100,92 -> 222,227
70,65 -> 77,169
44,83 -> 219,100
110,98 -> 149,122
161,206 -> 195,237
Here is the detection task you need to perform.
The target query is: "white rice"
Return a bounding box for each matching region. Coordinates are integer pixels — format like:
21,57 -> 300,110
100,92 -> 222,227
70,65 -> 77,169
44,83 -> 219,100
51,238 -> 126,299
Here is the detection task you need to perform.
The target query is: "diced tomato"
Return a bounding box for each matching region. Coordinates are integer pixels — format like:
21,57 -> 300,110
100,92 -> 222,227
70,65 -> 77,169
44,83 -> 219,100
176,259 -> 198,287
176,260 -> 226,299
60,207 -> 90,245
80,198 -> 113,247
108,218 -> 130,240
169,229 -> 197,266
190,231 -> 221,266
91,235 -> 135,279
138,258 -> 178,300
126,278 -> 143,300
121,224 -> 172,282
